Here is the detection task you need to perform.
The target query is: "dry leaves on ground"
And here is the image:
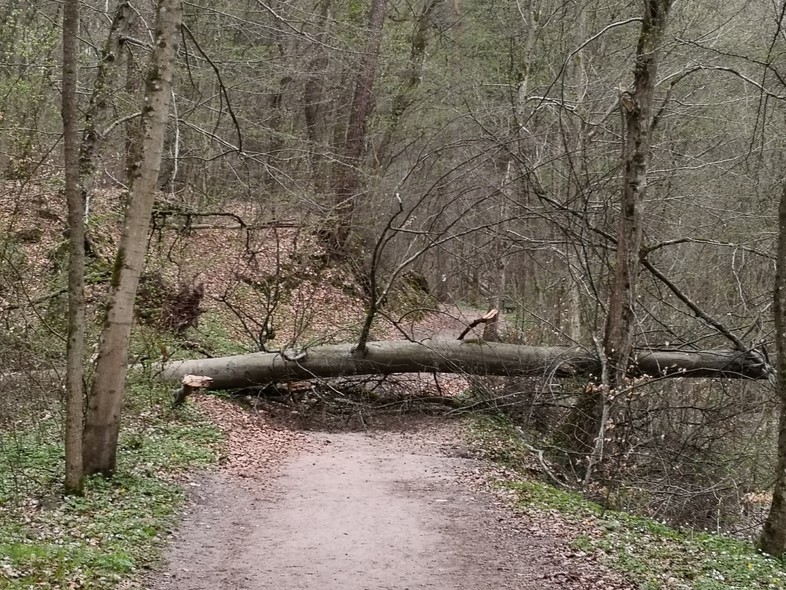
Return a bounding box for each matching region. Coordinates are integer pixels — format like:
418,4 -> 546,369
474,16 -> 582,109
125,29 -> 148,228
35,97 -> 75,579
192,395 -> 308,484
460,463 -> 637,590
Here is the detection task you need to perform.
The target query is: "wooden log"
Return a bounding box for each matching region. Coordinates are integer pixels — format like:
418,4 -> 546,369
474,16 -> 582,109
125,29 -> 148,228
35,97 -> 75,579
156,339 -> 772,389
172,374 -> 214,406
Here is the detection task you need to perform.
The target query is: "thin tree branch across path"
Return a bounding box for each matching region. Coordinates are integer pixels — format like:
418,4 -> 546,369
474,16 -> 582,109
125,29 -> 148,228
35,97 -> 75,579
157,340 -> 772,389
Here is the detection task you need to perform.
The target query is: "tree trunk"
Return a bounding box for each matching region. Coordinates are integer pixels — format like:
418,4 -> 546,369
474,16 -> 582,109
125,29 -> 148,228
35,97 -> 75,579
81,0 -> 133,211
374,0 -> 439,169
156,341 -> 770,389
326,0 -> 388,258
564,0 -> 672,462
82,0 -> 182,477
303,0 -> 332,196
605,0 -> 671,383
263,0 -> 291,191
758,183 -> 786,557
62,0 -> 85,495
65,0 -> 133,489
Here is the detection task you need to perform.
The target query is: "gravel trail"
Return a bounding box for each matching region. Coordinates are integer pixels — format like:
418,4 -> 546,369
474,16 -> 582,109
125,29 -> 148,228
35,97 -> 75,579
150,423 -> 632,590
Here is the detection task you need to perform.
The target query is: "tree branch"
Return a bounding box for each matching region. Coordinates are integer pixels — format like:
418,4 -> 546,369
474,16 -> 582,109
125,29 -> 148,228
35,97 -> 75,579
640,251 -> 748,351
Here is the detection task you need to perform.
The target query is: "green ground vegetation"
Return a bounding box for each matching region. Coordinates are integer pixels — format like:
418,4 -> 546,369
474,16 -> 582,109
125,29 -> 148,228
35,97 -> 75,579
0,380 -> 223,589
468,416 -> 786,590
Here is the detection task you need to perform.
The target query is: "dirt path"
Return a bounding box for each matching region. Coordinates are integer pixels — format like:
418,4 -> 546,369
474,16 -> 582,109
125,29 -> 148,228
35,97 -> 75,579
150,421 -> 632,590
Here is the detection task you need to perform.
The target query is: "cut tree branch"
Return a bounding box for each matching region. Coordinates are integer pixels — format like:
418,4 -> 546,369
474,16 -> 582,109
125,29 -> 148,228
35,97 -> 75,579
457,309 -> 500,340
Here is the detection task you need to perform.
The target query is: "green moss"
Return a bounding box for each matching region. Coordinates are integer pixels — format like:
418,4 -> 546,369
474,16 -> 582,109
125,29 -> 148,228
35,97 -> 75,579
110,247 -> 125,288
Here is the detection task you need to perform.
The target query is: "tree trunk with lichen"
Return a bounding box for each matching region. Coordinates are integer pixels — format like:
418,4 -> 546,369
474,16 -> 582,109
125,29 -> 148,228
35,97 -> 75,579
82,0 -> 182,477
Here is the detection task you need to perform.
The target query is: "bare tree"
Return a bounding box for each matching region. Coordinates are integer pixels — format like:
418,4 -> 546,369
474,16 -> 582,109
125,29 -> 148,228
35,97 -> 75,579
374,0 -> 441,169
327,0 -> 388,258
80,0 -> 133,198
759,187 -> 786,556
563,0 -> 673,472
82,0 -> 183,476
62,0 -> 84,494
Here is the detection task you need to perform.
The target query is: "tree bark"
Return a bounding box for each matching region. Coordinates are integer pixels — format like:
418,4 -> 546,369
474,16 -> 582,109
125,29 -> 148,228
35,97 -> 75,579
326,0 -> 388,258
62,0 -> 85,495
758,182 -> 786,557
156,341 -> 770,389
82,0 -> 182,477
565,0 -> 673,462
80,0 -> 132,196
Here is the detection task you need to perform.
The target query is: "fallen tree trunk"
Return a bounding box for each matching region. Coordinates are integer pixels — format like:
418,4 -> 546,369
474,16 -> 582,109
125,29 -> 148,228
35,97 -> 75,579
157,340 -> 772,389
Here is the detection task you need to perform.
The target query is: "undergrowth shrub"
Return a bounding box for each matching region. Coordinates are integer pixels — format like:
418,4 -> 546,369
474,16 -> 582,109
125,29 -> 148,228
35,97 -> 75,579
136,271 -> 205,335
467,373 -> 777,535
470,415 -> 786,589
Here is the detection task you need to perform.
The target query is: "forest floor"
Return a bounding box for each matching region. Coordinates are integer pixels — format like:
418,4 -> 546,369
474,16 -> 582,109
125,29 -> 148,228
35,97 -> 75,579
147,408 -> 633,590
4,198 -> 785,589
146,303 -> 633,589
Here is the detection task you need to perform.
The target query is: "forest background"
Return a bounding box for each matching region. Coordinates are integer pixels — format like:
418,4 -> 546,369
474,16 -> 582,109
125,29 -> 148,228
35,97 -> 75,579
7,0 -> 786,579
